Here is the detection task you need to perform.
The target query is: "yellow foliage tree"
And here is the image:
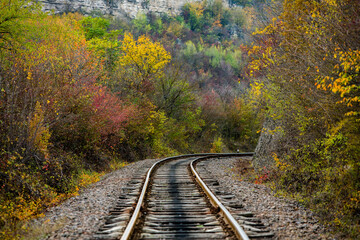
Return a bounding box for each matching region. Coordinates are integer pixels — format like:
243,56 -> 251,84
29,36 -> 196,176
210,137 -> 224,153
117,33 -> 171,95
248,0 -> 360,236
318,49 -> 360,117
249,0 -> 360,119
28,101 -> 51,159
189,2 -> 204,18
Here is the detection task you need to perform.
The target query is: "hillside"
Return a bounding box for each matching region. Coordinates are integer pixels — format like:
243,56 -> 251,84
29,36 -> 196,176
1,0 -> 359,239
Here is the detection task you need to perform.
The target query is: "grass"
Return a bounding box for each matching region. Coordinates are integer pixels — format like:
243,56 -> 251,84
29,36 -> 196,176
1,159 -> 128,240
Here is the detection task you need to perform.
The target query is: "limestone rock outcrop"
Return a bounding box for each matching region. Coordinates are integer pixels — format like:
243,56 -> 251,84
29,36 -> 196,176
252,117 -> 282,171
39,0 -> 229,18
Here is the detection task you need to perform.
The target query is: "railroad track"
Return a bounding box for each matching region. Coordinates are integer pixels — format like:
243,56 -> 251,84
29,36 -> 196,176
94,154 -> 274,239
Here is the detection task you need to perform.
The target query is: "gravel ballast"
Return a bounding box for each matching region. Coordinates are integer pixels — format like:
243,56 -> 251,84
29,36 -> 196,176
29,156 -> 337,239
203,157 -> 337,240
28,158 -> 158,240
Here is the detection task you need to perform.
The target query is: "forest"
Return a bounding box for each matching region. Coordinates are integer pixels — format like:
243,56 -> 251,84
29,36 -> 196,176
0,0 -> 359,238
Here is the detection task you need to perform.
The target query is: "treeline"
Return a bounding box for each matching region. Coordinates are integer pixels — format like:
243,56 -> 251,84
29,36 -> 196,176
127,0 -> 263,150
0,0 -> 262,237
248,0 -> 360,237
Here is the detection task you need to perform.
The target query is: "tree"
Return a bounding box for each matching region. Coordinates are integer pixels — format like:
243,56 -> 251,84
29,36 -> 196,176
153,64 -> 195,119
248,0 -> 360,236
182,2 -> 205,31
0,0 -> 41,48
132,13 -> 151,35
0,12 -> 124,238
117,33 -> 171,96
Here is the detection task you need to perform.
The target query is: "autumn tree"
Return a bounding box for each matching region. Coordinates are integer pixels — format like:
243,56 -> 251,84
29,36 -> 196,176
80,16 -> 122,72
116,33 -> 171,97
248,0 -> 360,236
0,0 -> 41,48
0,13 -> 134,237
182,2 -> 205,31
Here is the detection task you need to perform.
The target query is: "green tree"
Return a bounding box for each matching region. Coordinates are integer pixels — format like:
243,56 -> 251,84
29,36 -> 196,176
0,0 -> 41,48
80,16 -> 122,72
132,13 -> 151,34
80,16 -> 110,40
153,64 -> 196,119
182,2 -> 205,31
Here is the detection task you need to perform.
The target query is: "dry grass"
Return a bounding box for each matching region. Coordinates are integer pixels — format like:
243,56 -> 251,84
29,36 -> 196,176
20,216 -> 68,240
233,157 -> 255,181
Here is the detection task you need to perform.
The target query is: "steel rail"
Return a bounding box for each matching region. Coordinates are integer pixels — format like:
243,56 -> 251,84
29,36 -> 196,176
120,153 -> 253,240
190,155 -> 252,240
120,153 -> 214,240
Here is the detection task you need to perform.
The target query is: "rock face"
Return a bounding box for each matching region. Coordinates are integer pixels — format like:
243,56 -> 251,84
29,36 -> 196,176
252,117 -> 281,171
39,0 -> 229,18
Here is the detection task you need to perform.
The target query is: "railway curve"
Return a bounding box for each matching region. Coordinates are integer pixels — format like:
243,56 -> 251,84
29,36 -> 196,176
94,153 -> 274,240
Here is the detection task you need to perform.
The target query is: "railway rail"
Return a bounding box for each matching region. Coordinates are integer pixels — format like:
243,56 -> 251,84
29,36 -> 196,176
94,154 -> 274,239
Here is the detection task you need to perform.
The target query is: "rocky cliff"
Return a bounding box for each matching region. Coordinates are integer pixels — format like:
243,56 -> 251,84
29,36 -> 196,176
40,0 -> 230,18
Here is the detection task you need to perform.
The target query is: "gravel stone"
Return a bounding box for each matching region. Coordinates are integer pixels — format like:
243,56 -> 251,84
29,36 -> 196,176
203,157 -> 339,240
29,156 -> 340,239
29,158 -> 158,240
